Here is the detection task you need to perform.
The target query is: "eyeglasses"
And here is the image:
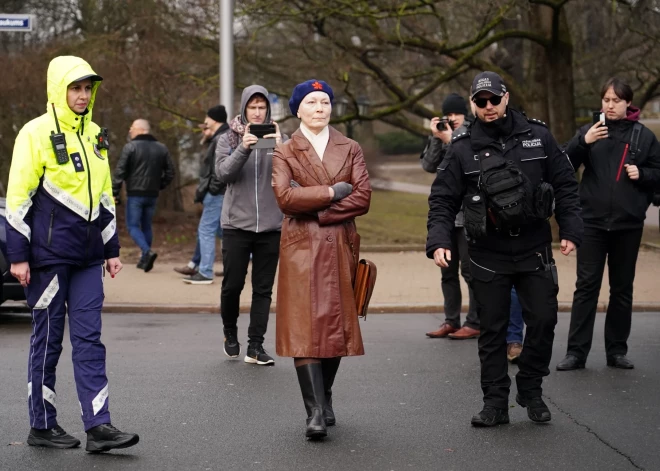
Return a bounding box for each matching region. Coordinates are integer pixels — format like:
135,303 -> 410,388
472,95 -> 503,109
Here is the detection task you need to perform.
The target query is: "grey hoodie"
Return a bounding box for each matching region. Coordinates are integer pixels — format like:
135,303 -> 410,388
215,85 -> 288,233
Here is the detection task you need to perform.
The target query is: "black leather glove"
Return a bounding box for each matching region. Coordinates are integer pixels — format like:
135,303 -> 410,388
330,182 -> 353,201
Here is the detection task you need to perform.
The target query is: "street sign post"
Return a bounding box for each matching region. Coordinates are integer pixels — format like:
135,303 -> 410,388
0,14 -> 35,32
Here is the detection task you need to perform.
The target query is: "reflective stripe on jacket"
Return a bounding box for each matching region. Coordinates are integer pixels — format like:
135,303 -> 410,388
6,56 -> 118,267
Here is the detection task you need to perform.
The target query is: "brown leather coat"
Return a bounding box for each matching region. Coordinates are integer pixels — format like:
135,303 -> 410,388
272,127 -> 372,358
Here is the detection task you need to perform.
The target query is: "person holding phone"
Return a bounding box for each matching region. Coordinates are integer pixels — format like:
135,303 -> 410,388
6,56 -> 138,451
557,78 -> 660,371
214,85 -> 287,366
271,79 -> 371,439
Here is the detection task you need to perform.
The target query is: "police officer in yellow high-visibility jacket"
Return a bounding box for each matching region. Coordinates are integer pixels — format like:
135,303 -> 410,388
6,56 -> 139,452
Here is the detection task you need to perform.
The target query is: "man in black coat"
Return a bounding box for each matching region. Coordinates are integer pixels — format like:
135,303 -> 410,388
427,71 -> 583,427
113,119 -> 174,272
176,105 -> 230,284
556,78 -> 660,371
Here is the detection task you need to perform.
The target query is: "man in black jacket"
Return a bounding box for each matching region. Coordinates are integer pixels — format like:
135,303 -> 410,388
113,119 -> 174,272
427,72 -> 583,427
180,105 -> 230,284
557,78 -> 660,372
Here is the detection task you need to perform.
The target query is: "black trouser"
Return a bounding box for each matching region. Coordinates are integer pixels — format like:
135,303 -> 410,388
471,257 -> 558,409
220,229 -> 281,344
441,227 -> 479,329
567,226 -> 643,360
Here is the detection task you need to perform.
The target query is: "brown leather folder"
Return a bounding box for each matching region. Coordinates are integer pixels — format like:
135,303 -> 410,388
354,259 -> 377,320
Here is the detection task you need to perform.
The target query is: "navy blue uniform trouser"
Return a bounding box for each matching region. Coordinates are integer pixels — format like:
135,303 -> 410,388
26,264 -> 110,431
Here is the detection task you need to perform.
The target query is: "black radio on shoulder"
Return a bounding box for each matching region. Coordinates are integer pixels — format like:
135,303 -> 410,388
96,127 -> 110,150
50,131 -> 69,165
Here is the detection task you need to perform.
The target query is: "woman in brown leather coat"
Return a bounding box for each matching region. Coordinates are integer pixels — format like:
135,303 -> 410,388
272,80 -> 372,439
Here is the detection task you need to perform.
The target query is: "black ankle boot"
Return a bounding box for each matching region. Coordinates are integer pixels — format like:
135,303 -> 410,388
85,424 -> 139,453
295,363 -> 327,439
321,358 -> 341,426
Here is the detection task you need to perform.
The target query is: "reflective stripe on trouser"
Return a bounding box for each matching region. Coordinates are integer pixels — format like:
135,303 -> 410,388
27,264 -> 111,430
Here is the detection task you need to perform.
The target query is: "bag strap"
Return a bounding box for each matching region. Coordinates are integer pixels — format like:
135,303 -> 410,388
629,122 -> 643,163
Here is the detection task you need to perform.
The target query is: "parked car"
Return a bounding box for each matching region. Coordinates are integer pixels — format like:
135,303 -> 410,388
0,197 -> 25,305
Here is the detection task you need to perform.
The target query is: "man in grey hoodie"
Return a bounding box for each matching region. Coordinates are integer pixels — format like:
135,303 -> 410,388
215,85 -> 287,366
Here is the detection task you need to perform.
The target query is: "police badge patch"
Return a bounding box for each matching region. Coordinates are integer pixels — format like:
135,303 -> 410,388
521,138 -> 542,148
93,144 -> 105,160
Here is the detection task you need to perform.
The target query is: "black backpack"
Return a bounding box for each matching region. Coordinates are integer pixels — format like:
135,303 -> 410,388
629,122 -> 660,207
477,150 -> 537,232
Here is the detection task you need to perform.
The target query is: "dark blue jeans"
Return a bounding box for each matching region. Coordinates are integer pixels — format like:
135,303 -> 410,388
507,287 -> 524,344
126,196 -> 158,258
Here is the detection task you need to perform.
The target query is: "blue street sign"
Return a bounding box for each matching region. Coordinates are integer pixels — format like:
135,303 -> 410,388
0,14 -> 35,32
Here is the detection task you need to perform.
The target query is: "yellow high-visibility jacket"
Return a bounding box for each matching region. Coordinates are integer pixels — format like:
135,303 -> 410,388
6,56 -> 118,267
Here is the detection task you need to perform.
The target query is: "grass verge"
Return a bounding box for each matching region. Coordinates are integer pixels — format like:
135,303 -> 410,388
358,189 -> 428,246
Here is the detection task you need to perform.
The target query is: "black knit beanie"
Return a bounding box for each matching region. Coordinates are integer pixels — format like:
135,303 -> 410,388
207,105 -> 227,123
442,93 -> 468,116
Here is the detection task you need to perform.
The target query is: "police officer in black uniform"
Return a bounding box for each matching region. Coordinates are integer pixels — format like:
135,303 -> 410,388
426,72 -> 583,427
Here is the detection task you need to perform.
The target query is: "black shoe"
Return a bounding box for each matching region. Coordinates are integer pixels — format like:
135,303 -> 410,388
607,354 -> 634,369
296,363 -> 327,439
556,354 -> 586,371
321,358 -> 341,426
27,425 -> 81,449
223,329 -> 241,358
136,258 -> 145,270
182,272 -> 213,285
85,423 -> 139,453
142,250 -> 158,273
516,394 -> 551,423
470,406 -> 510,427
244,342 -> 275,365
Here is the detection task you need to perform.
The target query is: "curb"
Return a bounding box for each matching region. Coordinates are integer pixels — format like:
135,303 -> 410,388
100,302 -> 660,314
3,302 -> 660,314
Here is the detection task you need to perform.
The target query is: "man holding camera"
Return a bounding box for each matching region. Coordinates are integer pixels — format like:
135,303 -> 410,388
421,94 -> 480,340
215,85 -> 287,366
557,78 -> 660,372
427,72 -> 582,427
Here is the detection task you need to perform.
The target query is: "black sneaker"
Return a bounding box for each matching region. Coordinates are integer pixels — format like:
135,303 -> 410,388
223,330 -> 241,358
470,406 -> 510,427
136,258 -> 145,270
27,425 -> 81,449
244,342 -> 275,365
143,250 -> 158,273
85,423 -> 139,453
182,272 -> 213,285
516,394 -> 551,423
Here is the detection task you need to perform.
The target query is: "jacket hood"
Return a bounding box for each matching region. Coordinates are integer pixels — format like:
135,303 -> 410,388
46,56 -> 102,131
625,106 -> 641,122
240,85 -> 271,125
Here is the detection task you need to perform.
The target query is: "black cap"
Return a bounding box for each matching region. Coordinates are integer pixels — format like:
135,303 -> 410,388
442,93 -> 468,116
470,71 -> 507,99
207,105 -> 227,123
74,74 -> 103,82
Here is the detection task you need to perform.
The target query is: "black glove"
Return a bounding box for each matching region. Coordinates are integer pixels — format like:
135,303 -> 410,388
330,182 -> 353,201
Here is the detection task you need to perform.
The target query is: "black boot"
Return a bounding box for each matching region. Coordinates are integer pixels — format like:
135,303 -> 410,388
321,358 -> 341,426
27,425 -> 81,449
295,363 -> 327,439
85,424 -> 139,453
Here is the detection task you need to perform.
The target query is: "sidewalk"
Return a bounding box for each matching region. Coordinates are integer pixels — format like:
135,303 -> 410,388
99,248 -> 660,313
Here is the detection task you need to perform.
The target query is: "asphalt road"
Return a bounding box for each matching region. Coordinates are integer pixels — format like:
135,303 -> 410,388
0,312 -> 658,471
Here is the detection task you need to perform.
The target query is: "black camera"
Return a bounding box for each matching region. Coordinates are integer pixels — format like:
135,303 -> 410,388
436,118 -> 454,131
